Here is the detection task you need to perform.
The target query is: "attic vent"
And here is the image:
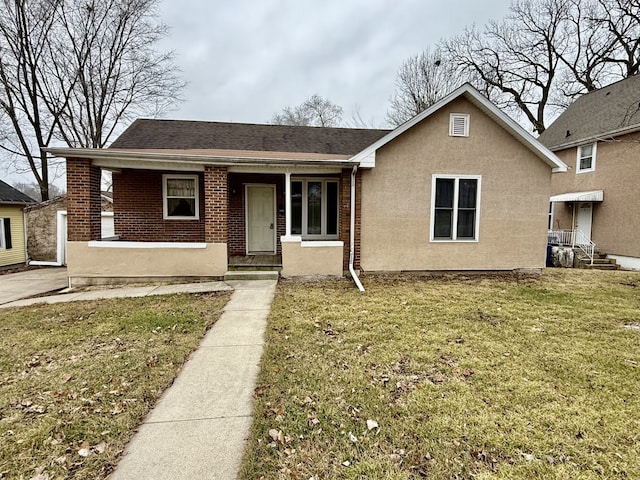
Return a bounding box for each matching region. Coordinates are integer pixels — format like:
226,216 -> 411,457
449,113 -> 470,137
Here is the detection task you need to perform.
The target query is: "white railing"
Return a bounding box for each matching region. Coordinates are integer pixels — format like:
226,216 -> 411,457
548,229 -> 595,265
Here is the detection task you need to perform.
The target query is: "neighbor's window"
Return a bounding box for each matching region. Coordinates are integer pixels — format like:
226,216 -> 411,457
0,218 -> 10,250
431,175 -> 481,241
163,174 -> 199,220
291,178 -> 339,238
577,143 -> 596,173
449,113 -> 470,137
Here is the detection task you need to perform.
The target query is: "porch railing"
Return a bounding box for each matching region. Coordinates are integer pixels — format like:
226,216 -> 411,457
548,229 -> 595,265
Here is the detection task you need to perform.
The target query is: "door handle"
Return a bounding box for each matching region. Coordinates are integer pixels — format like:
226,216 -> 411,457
270,223 -> 274,230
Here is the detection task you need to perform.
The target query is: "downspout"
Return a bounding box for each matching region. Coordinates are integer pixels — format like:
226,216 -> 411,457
349,165 -> 365,292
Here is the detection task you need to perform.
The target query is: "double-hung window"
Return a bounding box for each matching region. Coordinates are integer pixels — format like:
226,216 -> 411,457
431,175 -> 481,241
577,143 -> 596,173
163,174 -> 199,220
291,178 -> 339,238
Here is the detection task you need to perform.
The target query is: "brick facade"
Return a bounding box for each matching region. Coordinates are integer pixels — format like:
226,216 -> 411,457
228,173 -> 285,256
67,158 -> 101,241
113,169 -> 206,242
340,168 -> 361,270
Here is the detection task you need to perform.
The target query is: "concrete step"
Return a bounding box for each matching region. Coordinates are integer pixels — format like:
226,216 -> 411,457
584,263 -> 619,270
224,271 -> 279,281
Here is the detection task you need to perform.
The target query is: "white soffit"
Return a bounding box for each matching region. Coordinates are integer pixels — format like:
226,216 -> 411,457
550,190 -> 604,202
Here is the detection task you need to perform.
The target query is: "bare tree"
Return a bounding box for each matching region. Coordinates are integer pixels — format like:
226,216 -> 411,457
443,0 -> 567,134
0,0 -> 182,200
271,94 -> 343,127
0,0 -> 69,201
387,47 -> 462,126
56,0 -> 183,148
595,0 -> 640,78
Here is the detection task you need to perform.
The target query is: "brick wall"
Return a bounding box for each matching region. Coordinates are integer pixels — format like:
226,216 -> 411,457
113,169 -> 206,242
67,158 -> 101,241
204,166 -> 228,243
228,173 -> 285,256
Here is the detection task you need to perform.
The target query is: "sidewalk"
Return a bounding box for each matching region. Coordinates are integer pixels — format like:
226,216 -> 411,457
108,279 -> 276,479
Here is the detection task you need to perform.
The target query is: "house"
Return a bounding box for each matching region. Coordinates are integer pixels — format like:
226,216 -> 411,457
25,193 -> 114,266
0,179 -> 35,268
48,84 -> 567,287
539,75 -> 640,270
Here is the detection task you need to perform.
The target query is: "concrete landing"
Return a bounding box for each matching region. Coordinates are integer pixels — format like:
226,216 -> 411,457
224,270 -> 279,281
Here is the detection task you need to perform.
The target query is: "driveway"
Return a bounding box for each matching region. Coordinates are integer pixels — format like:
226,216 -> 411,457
0,267 -> 68,305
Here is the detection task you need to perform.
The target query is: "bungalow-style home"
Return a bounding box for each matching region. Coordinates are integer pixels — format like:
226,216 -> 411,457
48,84 -> 567,287
25,193 -> 114,266
539,74 -> 640,270
0,179 -> 35,268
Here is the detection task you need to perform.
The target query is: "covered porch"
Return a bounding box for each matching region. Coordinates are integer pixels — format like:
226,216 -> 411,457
55,150 -> 360,286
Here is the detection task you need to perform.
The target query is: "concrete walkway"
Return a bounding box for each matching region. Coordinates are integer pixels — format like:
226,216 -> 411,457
108,279 -> 276,480
0,280 -> 233,309
1,276 -> 276,478
0,267 -> 68,305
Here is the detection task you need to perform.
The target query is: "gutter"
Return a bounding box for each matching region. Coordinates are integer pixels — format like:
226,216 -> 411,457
349,165 -> 365,292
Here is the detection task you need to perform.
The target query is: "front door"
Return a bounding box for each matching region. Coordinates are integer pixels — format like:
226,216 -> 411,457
576,202 -> 593,242
246,185 -> 276,254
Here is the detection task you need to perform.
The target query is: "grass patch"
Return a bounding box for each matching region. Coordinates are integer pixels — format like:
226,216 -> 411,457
241,270 -> 640,479
0,291 -> 231,479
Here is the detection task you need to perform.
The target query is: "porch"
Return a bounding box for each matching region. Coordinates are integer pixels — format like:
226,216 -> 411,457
62,158 -> 358,286
547,229 -> 618,269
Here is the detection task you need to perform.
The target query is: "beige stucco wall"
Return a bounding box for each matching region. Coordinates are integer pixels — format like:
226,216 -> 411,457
281,239 -> 344,277
360,97 -> 553,272
0,205 -> 27,267
67,241 -> 227,282
550,131 -> 640,258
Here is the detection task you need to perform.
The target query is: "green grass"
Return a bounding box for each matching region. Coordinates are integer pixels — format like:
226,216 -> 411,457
240,270 -> 640,479
0,291 -> 231,480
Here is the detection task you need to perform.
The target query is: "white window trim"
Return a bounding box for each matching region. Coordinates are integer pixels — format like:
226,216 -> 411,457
449,113 -> 470,137
548,202 -> 555,230
291,177 -> 340,240
0,218 -> 5,250
576,142 -> 597,174
162,174 -> 200,220
430,174 -> 482,242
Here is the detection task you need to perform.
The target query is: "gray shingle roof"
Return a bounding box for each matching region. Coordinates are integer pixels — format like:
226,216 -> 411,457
110,119 -> 391,156
0,179 -> 36,204
539,75 -> 640,150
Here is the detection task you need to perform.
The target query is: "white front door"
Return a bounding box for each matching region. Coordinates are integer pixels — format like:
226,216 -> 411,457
246,185 -> 276,254
576,202 -> 593,241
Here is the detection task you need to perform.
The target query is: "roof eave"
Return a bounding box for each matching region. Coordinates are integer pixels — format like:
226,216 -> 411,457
45,148 -> 357,168
545,124 -> 640,151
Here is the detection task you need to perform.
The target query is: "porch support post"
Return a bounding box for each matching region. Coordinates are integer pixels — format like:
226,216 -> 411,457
67,158 -> 101,241
285,171 -> 291,236
204,166 -> 228,243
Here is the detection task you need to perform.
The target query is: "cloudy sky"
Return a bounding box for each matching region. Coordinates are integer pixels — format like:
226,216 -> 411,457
157,0 -> 511,128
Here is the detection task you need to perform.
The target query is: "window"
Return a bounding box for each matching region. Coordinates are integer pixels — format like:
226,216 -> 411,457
431,175 -> 481,241
0,218 -> 11,250
163,175 -> 199,220
449,113 -> 470,137
291,178 -> 339,238
548,202 -> 554,230
577,143 -> 596,173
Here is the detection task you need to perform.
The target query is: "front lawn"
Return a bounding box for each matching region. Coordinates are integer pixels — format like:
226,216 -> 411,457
241,270 -> 640,479
0,291 -> 230,479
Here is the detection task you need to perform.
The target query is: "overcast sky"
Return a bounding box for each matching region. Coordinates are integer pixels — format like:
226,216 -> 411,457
157,0 -> 511,128
5,0 -> 513,189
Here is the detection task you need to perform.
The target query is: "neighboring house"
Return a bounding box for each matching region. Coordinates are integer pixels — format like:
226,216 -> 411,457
0,180 -> 35,268
25,194 -> 114,265
539,74 -> 640,270
48,84 -> 567,287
